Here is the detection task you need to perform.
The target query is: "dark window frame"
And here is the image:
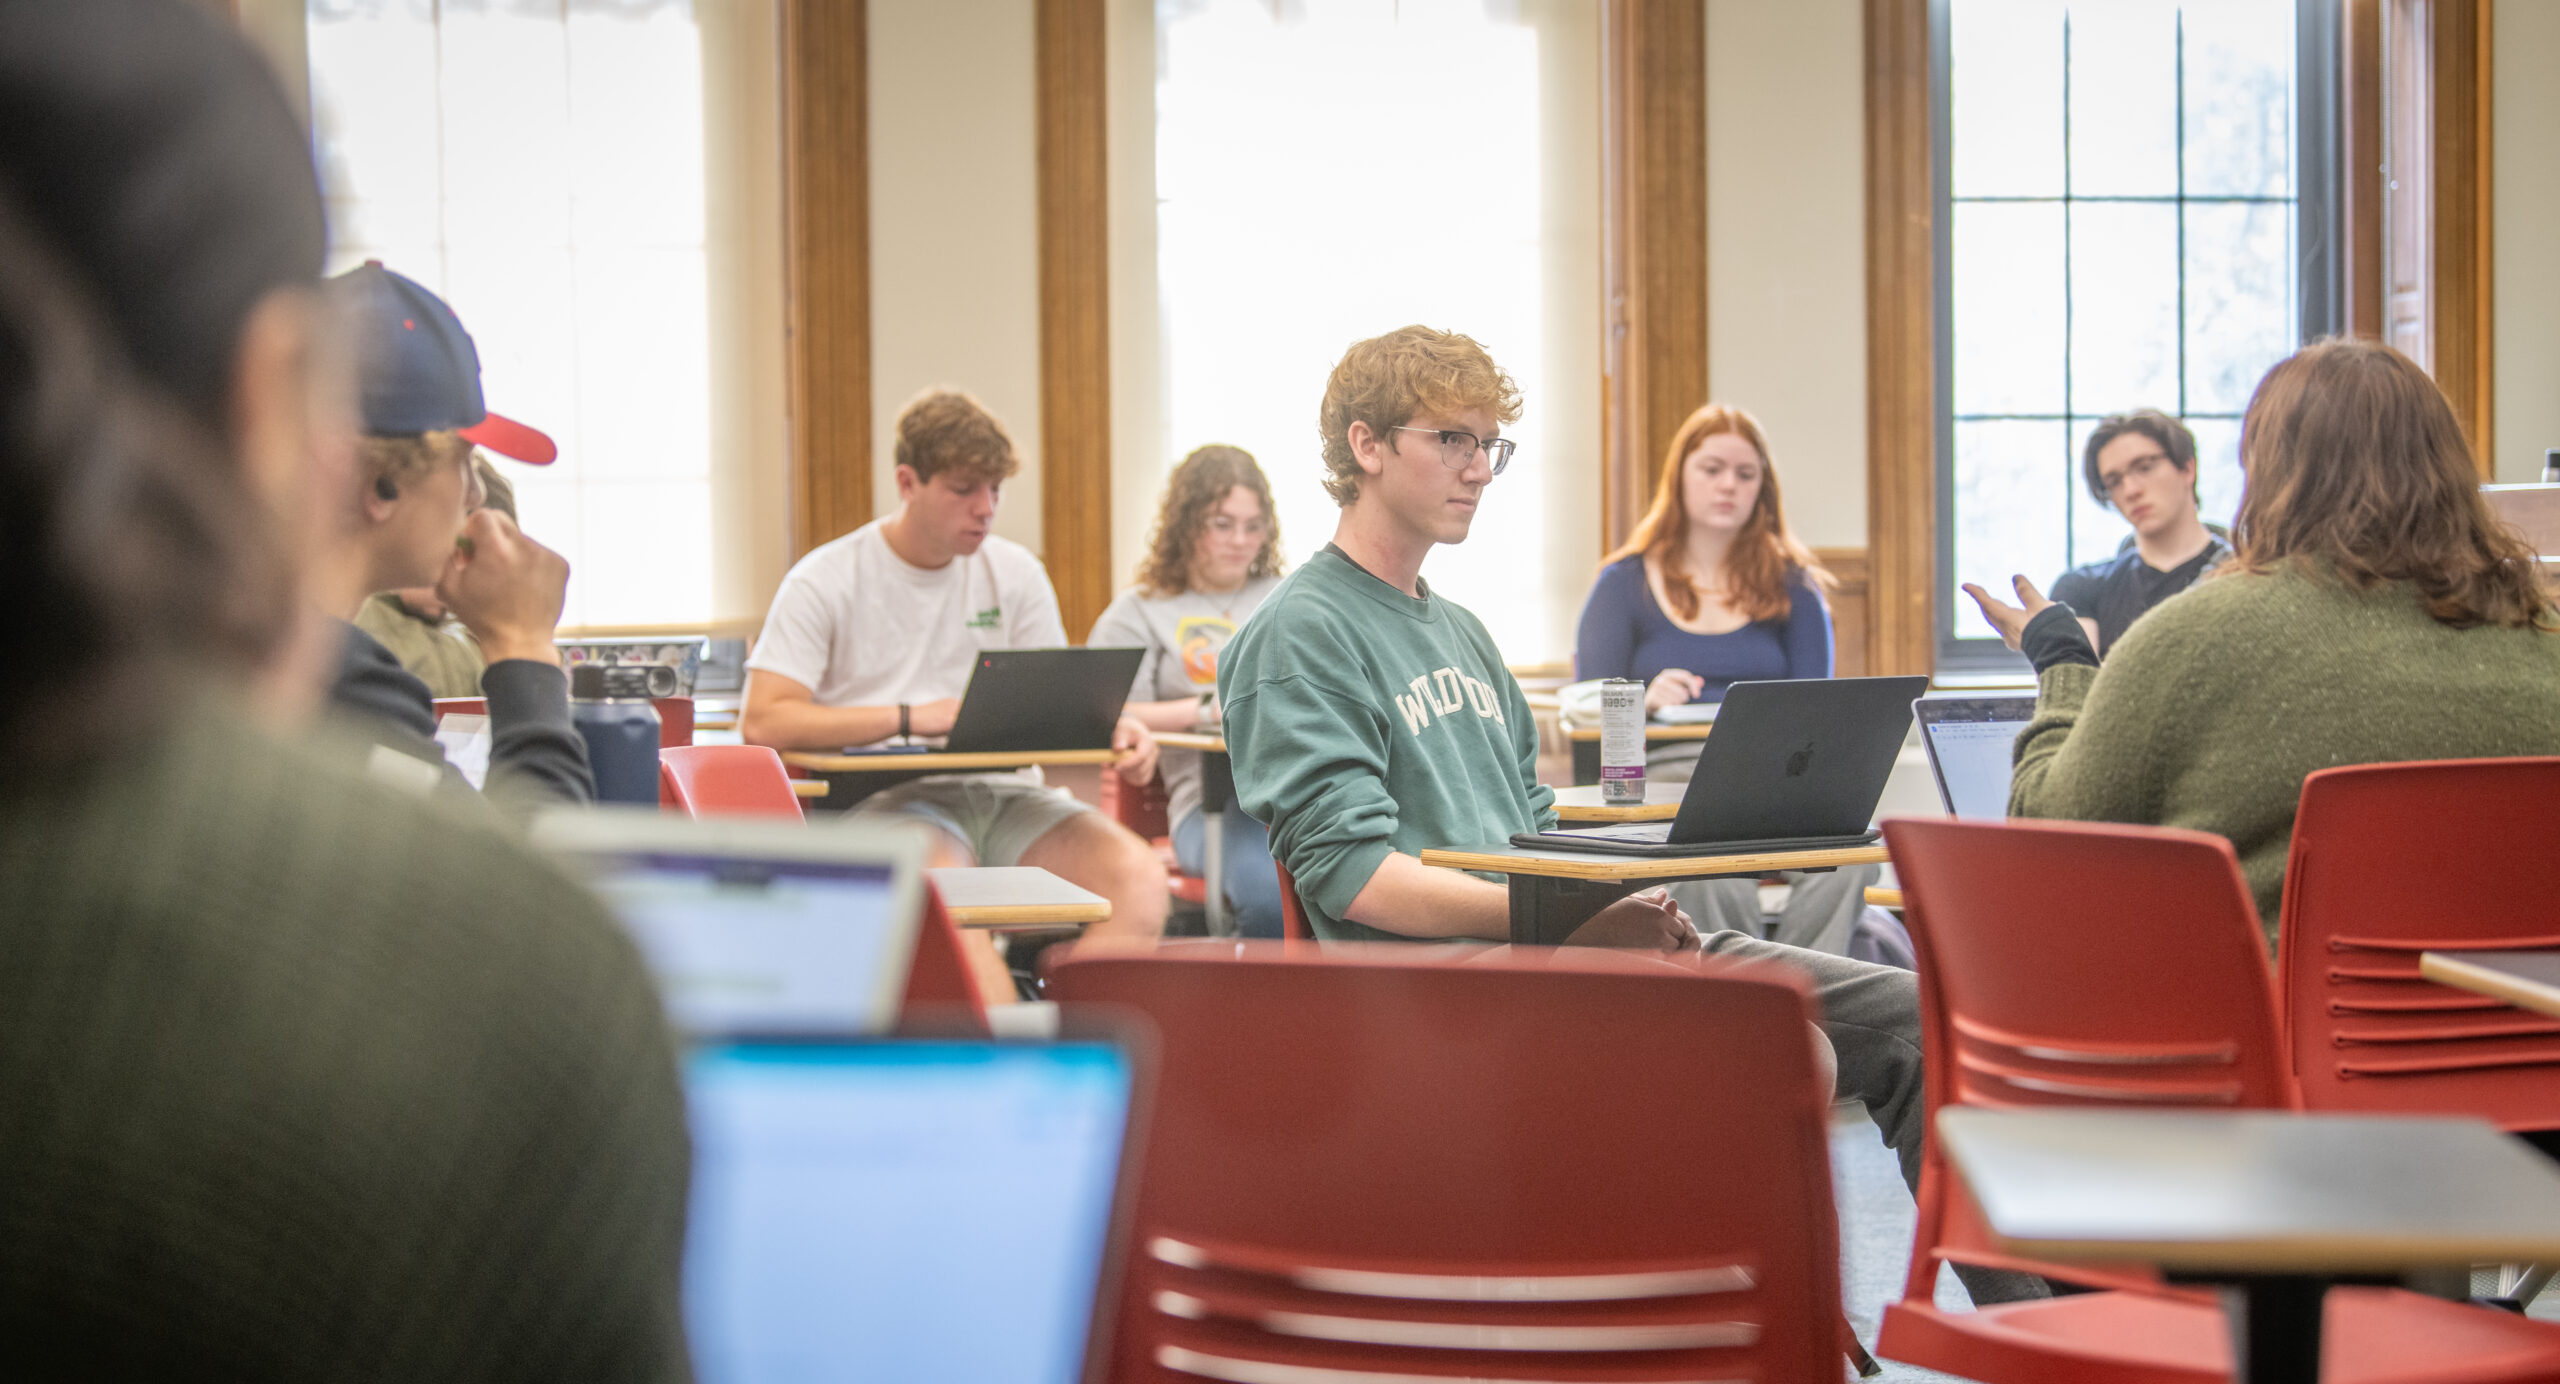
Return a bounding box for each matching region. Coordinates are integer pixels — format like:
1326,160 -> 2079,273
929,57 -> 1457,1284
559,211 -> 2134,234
1928,0 -> 2343,675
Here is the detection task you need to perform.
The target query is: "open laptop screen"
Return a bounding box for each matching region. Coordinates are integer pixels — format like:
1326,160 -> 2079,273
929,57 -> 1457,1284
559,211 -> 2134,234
1917,697 -> 2037,820
595,852 -> 905,1035
685,1041 -> 1135,1384
536,812 -> 930,1038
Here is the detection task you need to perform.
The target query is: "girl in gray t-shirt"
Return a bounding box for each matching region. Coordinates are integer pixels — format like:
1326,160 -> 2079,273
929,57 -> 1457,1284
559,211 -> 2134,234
1089,446 -> 1287,936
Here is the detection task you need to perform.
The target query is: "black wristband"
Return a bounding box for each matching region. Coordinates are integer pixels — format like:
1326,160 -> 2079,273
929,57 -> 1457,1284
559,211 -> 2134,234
2020,603 -> 2100,673
898,703 -> 911,740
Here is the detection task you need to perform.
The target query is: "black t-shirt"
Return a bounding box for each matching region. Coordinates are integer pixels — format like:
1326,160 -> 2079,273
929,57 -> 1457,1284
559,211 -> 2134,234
2048,535 -> 2232,657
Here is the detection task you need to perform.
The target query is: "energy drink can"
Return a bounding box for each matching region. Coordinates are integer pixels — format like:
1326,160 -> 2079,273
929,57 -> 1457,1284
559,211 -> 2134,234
1600,678 -> 1646,806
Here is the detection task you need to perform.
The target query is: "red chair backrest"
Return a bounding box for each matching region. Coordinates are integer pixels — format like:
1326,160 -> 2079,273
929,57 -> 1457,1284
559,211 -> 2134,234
1098,763 -> 1171,841
656,744 -> 804,820
895,883 -> 990,1036
1883,816 -> 2295,1295
2280,757 -> 2560,1128
1272,859 -> 1312,942
1049,945 -> 1845,1384
652,696 -> 693,748
434,695 -> 694,749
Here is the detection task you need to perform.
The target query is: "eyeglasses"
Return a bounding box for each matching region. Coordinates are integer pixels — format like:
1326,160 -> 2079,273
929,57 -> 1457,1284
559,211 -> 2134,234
2097,451 -> 2171,497
1393,426 -> 1515,477
1204,514 -> 1268,538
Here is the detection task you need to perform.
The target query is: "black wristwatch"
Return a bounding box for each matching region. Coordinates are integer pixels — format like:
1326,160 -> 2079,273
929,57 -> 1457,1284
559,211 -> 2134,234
898,703 -> 911,740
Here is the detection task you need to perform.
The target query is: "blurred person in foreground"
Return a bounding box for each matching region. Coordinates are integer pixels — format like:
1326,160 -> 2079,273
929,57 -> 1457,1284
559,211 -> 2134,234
0,2 -> 691,1379
352,454 -> 516,698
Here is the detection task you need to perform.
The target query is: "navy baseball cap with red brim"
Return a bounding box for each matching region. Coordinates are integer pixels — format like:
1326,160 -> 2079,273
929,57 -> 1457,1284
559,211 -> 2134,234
328,260 -> 557,464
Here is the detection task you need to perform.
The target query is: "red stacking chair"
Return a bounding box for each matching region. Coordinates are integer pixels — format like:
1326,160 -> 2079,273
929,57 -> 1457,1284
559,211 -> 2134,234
2281,758 -> 2560,1128
1098,766 -> 1212,915
897,882 -> 991,1036
432,695 -> 695,749
1049,944 -> 1849,1383
1879,816 -> 2560,1384
1271,858 -> 1313,942
656,744 -> 804,820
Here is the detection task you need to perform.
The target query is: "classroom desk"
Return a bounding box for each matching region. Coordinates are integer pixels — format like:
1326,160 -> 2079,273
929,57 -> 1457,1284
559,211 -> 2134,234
929,866 -> 1111,930
781,747 -> 1128,813
2420,950 -> 2560,1019
1545,782 -> 1684,821
791,779 -> 828,799
1558,720 -> 1715,785
1937,1106 -> 2560,1384
1417,841 -> 1890,946
1154,731 -> 1237,937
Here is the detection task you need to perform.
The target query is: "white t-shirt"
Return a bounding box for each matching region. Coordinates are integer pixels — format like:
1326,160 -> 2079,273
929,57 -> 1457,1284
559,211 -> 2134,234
748,520 -> 1067,743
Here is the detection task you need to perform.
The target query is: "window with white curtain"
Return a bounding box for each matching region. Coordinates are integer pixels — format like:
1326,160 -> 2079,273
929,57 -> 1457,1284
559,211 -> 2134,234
1155,0 -> 1597,662
307,0 -> 713,629
1936,0 -> 2323,661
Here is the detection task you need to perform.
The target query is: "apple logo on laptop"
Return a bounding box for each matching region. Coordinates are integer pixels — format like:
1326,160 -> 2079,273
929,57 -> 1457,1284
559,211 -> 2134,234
1784,740 -> 1816,777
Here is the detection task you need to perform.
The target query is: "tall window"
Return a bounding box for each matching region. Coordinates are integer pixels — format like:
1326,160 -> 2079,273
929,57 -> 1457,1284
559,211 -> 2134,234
308,0 -> 712,629
1155,0 -> 1596,661
1936,0 -> 2322,660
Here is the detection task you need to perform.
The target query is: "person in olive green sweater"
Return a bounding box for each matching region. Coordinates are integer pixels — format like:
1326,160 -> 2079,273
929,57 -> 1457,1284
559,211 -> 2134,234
1968,337 -> 2560,946
0,5 -> 692,1377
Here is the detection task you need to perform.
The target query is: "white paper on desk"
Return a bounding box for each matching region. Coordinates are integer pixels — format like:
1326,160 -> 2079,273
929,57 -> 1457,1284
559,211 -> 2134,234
1652,703 -> 1719,725
434,713 -> 492,790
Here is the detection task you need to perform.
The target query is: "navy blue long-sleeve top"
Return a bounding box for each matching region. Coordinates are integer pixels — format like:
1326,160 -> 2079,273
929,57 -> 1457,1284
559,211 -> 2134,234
1572,555 -> 1834,703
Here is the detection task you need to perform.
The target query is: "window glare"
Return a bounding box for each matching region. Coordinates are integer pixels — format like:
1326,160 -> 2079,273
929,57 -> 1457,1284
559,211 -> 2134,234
1945,0 -> 2299,642
1156,0 -> 1550,656
309,0 -> 712,629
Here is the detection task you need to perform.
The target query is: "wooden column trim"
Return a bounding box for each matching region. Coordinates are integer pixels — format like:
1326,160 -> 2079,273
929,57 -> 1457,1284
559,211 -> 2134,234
782,0 -> 872,557
2343,0 -> 2384,340
2432,0 -> 2492,469
1036,0 -> 1112,642
1599,0 -> 1708,557
1863,0 -> 1935,678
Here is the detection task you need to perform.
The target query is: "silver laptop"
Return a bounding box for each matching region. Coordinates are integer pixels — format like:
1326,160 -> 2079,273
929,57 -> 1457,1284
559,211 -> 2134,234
534,810 -> 932,1037
1913,695 -> 2037,820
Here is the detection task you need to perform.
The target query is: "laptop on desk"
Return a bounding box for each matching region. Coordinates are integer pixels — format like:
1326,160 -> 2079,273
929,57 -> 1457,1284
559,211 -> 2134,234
1514,676 -> 1929,856
830,647 -> 1145,757
1914,694 -> 2037,819
533,811 -> 932,1036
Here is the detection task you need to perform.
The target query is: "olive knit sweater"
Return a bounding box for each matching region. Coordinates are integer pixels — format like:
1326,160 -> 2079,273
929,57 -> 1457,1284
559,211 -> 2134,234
0,702 -> 692,1382
2012,565 -> 2560,946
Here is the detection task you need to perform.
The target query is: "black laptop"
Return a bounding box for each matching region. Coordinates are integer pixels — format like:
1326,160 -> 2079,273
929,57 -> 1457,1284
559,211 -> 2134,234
941,647 -> 1145,753
1513,675 -> 1930,856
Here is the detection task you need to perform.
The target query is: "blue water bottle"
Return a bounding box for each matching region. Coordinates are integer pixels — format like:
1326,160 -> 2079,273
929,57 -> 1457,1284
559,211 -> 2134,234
570,663 -> 663,806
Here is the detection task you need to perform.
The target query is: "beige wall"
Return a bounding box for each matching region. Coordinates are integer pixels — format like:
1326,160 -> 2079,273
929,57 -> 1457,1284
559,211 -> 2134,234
1106,0 -> 1162,596
867,0 -> 1046,551
702,0 -> 793,625
2494,3 -> 2560,483
1704,0 -> 1871,550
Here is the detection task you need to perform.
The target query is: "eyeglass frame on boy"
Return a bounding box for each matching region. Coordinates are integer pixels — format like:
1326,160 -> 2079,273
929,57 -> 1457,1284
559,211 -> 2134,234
1392,425 -> 1515,476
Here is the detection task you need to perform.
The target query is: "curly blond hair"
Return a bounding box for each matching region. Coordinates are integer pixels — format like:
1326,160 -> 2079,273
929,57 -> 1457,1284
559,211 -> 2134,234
1134,445 -> 1284,596
1317,326 -> 1522,506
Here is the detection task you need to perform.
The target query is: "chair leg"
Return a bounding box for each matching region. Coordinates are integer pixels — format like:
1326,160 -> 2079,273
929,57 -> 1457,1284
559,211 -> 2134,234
1842,1312 -> 1881,1378
2501,1263 -> 2554,1304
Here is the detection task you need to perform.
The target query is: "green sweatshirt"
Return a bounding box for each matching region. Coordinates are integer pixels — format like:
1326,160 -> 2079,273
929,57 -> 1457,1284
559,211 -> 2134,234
2012,564 -> 2560,946
1219,545 -> 1555,942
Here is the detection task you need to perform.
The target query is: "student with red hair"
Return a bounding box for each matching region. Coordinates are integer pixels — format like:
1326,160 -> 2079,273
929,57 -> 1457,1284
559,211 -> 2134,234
1574,403 -> 1835,714
1572,406 -> 1877,957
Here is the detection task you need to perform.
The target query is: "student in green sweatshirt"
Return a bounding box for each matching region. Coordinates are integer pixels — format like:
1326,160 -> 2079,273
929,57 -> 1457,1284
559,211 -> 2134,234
1967,337 -> 2560,948
1220,329 -> 2035,1315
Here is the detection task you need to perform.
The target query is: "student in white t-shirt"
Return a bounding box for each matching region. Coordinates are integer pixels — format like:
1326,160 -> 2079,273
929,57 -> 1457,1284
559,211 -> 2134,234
1089,445 -> 1286,937
742,389 -> 1168,941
